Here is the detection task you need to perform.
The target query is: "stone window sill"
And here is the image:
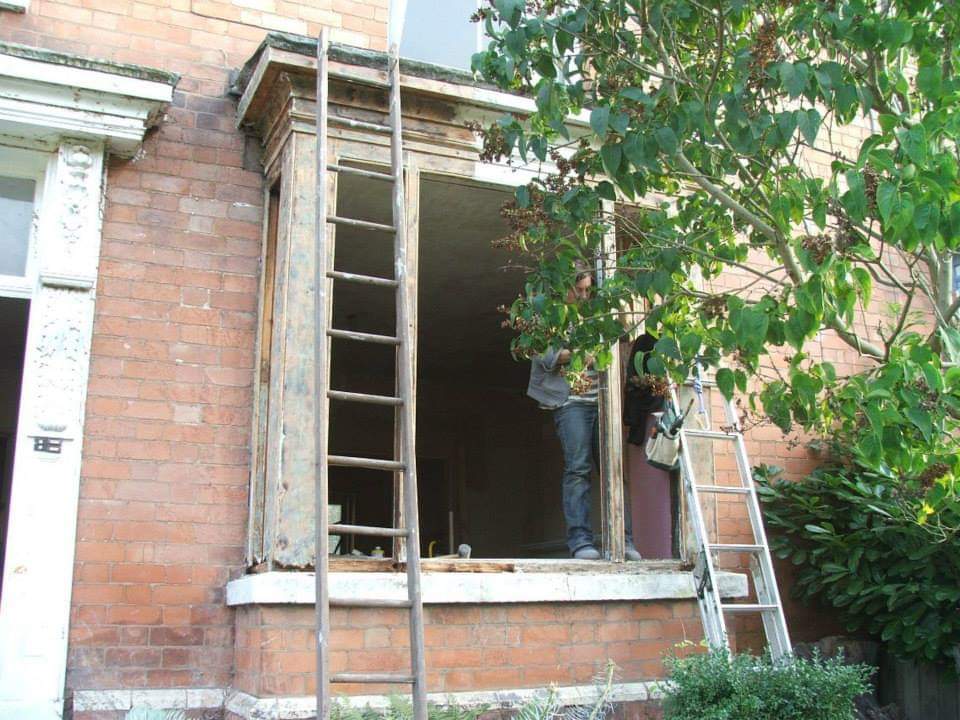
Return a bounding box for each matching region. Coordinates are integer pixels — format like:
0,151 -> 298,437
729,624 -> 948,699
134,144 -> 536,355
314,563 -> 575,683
225,563 -> 748,606
0,1 -> 28,12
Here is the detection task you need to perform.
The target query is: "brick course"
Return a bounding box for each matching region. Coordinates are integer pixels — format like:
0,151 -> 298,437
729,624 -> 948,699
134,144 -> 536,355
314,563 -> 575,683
234,601 -> 702,698
0,0 -> 388,703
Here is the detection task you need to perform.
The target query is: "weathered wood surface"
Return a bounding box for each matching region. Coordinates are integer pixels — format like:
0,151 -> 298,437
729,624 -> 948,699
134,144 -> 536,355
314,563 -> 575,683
880,654 -> 960,720
598,199 -> 625,562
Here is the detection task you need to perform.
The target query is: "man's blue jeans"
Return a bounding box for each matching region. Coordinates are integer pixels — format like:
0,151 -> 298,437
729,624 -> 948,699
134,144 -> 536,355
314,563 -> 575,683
554,402 -> 634,555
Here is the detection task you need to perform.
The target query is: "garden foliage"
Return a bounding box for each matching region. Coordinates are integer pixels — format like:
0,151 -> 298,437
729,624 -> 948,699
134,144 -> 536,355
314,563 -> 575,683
470,0 -> 960,513
660,649 -> 871,720
758,464 -> 960,666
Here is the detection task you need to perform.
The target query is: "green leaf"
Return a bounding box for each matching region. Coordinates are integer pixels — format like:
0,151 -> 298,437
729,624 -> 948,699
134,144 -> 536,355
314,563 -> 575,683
842,171 -> 868,222
596,181 -> 616,201
679,333 -> 701,359
590,106 -> 610,137
916,66 -> 942,99
939,327 -> 960,364
876,181 -> 899,224
654,127 -> 679,156
879,19 -> 913,49
716,368 -> 735,399
775,111 -> 798,144
494,0 -> 523,27
898,125 -> 928,166
516,185 -> 530,208
619,87 -> 648,102
851,267 -> 872,304
906,407 -> 932,442
797,109 -> 821,145
600,142 -> 622,176
778,62 -> 810,98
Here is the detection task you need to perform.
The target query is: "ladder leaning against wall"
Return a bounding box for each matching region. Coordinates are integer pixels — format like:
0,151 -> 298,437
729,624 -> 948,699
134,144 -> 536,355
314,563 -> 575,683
313,30 -> 428,720
670,372 -> 792,660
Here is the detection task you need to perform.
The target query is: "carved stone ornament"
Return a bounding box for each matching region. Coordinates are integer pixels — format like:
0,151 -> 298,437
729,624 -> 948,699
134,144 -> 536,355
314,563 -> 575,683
32,287 -> 89,433
59,143 -> 94,263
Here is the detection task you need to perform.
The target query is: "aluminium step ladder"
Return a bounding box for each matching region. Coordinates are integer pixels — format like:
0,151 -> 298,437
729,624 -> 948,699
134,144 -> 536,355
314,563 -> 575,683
313,31 -> 428,720
670,373 -> 792,660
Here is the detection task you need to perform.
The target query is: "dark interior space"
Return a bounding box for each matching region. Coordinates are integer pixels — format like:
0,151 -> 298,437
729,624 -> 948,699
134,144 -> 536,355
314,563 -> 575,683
0,297 -> 29,597
326,164 -> 675,559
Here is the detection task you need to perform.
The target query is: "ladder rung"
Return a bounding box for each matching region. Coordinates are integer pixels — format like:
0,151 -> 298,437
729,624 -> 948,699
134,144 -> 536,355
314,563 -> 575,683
328,328 -> 400,345
326,270 -> 399,288
709,543 -> 765,552
329,215 -> 396,233
330,598 -> 412,608
329,455 -> 405,472
329,523 -> 408,538
696,485 -> 751,495
327,164 -> 396,182
328,115 -> 391,134
721,603 -> 780,613
328,390 -> 403,406
684,429 -> 740,440
331,672 -> 415,684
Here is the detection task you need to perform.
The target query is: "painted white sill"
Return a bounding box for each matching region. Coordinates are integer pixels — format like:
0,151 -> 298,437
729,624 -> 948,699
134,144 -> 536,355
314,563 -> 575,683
226,566 -> 748,606
0,1 -> 28,12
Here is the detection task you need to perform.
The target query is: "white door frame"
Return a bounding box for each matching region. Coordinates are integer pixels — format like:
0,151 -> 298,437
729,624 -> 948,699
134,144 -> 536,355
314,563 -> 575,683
0,46 -> 176,720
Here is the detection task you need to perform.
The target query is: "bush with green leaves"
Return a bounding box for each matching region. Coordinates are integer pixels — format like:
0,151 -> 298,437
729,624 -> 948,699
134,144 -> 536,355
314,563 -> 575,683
470,0 -> 960,516
758,463 -> 960,666
660,649 -> 871,720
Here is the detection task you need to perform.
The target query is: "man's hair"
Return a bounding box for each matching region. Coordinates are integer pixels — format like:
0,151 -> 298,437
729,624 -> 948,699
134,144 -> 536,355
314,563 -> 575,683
573,258 -> 593,282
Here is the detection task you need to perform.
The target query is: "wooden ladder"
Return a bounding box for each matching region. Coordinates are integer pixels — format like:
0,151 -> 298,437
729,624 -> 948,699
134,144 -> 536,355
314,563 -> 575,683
313,30 -> 428,720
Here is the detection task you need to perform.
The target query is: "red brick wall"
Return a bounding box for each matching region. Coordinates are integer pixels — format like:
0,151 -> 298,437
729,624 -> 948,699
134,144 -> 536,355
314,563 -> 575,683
235,601 -> 702,697
0,0 -> 389,699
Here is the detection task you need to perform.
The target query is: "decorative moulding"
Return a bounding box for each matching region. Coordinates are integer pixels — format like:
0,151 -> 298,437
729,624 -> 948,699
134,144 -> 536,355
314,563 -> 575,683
0,41 -> 178,156
0,0 -> 28,13
225,568 -> 749,606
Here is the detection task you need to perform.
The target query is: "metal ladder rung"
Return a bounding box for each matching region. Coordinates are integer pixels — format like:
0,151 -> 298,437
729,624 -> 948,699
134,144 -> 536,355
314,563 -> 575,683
328,115 -> 391,133
331,672 -> 415,684
329,215 -> 396,233
696,485 -> 751,495
327,328 -> 401,345
684,429 -> 740,440
328,390 -> 403,406
328,455 -> 405,472
330,598 -> 412,609
709,543 -> 765,552
327,164 -> 395,182
721,603 -> 780,613
329,523 -> 408,538
326,270 -> 399,288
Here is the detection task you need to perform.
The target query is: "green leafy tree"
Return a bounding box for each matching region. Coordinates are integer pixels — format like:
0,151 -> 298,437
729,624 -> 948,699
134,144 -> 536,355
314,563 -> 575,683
471,0 -> 960,509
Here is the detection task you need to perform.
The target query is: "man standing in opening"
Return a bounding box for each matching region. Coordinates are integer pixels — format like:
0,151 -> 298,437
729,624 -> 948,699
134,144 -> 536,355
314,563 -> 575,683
526,263 -> 643,561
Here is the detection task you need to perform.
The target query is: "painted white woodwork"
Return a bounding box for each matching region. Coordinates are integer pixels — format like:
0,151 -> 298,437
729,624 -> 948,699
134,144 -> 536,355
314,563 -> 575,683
0,139 -> 105,720
0,1 -> 28,13
0,46 -> 175,157
0,43 -> 176,720
0,145 -> 46,299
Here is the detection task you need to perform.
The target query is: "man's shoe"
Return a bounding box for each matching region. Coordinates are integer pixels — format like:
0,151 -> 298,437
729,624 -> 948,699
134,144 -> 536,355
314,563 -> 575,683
624,546 -> 643,561
573,546 -> 602,560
